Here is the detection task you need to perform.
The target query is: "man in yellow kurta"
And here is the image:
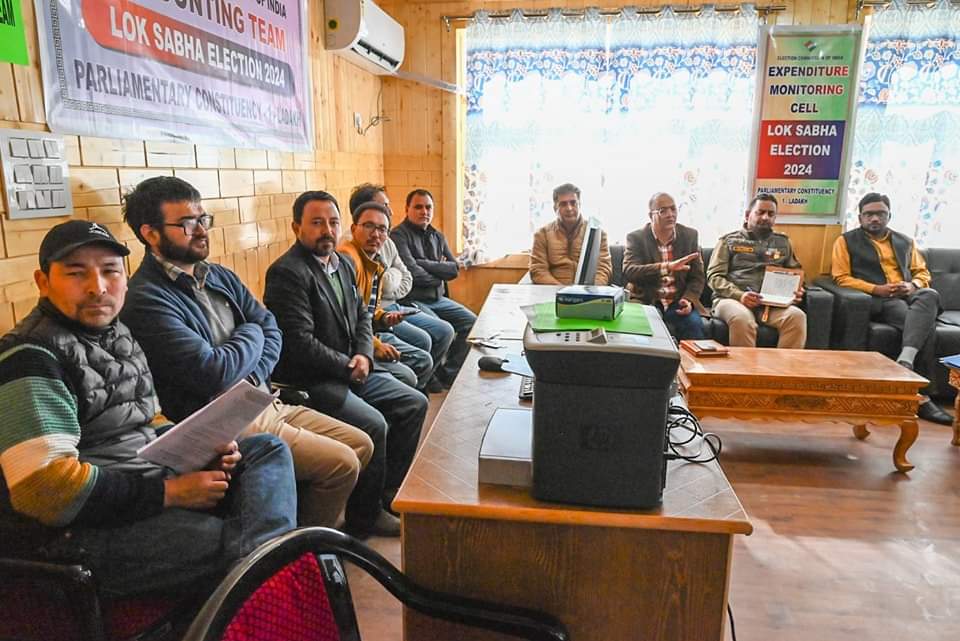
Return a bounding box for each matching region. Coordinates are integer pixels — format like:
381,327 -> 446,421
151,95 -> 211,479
831,191 -> 951,425
529,183 -> 612,285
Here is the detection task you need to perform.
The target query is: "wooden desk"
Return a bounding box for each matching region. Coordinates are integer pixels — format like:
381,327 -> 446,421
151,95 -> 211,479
679,347 -> 928,472
395,285 -> 751,641
467,283 -> 558,340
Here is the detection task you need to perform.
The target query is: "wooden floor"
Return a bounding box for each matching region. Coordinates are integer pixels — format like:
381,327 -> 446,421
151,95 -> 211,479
348,395 -> 959,641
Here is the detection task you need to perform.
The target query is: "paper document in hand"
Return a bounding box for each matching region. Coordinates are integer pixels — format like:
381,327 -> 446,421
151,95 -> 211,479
138,380 -> 275,473
760,266 -> 803,307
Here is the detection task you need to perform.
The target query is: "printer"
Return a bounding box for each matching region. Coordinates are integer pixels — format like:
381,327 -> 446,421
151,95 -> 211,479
523,305 -> 679,508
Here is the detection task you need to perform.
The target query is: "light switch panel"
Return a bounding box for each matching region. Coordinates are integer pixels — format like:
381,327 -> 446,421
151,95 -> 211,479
1,129 -> 73,218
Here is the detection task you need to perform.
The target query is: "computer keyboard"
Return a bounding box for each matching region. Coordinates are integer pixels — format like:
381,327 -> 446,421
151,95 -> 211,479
518,376 -> 534,400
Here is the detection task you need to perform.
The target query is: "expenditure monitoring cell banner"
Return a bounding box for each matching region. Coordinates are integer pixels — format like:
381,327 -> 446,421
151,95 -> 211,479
35,0 -> 313,151
751,28 -> 862,220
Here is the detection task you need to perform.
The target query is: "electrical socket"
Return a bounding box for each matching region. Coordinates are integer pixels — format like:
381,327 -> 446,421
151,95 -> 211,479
354,112 -> 363,132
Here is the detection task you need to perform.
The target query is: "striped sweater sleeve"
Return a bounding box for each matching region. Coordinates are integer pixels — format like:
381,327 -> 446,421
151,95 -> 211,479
0,343 -> 164,527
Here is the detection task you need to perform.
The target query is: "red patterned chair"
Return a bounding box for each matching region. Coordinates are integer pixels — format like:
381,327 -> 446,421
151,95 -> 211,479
0,556 -> 198,641
182,527 -> 569,641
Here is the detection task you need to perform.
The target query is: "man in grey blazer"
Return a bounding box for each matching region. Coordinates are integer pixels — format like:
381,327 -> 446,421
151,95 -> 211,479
622,192 -> 706,340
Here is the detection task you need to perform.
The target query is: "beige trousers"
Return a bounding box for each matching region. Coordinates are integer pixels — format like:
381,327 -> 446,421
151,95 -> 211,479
243,401 -> 373,527
713,299 -> 807,349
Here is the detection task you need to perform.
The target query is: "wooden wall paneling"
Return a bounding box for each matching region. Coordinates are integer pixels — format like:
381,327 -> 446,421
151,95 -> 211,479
12,297 -> 37,323
267,151 -> 295,170
174,169 -> 221,199
80,137 -> 146,167
12,0 -> 45,124
125,241 -> 145,273
0,255 -> 37,289
235,149 -> 270,169
118,168 -> 173,193
196,146 -> 236,169
86,205 -> 123,225
223,223 -> 260,254
271,193 -> 296,221
63,136 -> 81,165
254,170 -> 283,195
203,198 -> 242,227
145,142 -> 196,168
219,170 -> 256,198
1,64 -> 22,121
207,227 -> 226,259
71,168 -> 121,207
282,170 -> 307,194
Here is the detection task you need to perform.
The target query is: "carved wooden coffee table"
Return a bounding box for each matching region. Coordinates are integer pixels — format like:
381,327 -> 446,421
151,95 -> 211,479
679,348 -> 929,472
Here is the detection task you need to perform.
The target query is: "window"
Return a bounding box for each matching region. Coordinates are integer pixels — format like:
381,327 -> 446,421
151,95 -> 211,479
846,0 -> 960,248
462,7 -> 761,262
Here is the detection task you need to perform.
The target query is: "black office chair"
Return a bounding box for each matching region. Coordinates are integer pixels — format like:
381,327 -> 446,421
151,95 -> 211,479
182,527 -> 569,641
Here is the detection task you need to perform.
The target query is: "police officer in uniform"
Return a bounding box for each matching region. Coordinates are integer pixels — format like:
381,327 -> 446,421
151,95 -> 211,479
706,193 -> 807,348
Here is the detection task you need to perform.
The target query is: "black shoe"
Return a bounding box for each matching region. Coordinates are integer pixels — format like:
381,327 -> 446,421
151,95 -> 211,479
897,360 -> 914,371
370,510 -> 401,537
426,377 -> 446,394
918,400 -> 953,426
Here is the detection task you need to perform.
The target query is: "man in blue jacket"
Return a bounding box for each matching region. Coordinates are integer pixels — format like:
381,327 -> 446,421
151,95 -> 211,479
121,177 -> 374,530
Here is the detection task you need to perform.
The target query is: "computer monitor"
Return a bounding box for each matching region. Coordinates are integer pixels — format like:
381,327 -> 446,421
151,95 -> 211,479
574,218 -> 602,285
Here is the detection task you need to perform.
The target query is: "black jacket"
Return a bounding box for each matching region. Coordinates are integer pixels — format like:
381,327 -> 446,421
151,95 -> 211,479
264,242 -> 374,411
389,219 -> 459,302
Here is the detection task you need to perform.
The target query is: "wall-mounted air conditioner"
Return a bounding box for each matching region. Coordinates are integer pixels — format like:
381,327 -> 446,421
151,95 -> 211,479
324,0 -> 405,75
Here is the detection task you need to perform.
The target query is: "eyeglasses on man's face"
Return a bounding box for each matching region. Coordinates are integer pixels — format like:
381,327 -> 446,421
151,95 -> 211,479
163,213 -> 214,236
360,221 -> 389,236
652,205 -> 678,216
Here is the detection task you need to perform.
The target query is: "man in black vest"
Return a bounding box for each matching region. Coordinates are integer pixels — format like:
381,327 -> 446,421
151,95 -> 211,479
0,221 -> 297,595
831,192 -> 952,425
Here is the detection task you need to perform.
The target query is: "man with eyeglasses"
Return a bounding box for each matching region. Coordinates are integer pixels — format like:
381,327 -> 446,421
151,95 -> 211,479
707,193 -> 807,348
121,177 -> 376,532
529,183 -> 612,285
622,192 -> 706,340
264,190 -> 428,540
830,192 -> 952,425
338,201 -> 433,391
347,184 -> 454,394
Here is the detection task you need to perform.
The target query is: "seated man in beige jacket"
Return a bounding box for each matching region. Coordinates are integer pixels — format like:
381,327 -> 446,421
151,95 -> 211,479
529,183 -> 612,285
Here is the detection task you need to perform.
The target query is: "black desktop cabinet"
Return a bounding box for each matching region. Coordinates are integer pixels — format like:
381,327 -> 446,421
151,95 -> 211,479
526,350 -> 678,509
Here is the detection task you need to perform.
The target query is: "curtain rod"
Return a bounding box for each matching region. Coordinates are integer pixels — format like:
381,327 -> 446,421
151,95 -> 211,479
856,0 -> 959,20
442,5 -> 787,31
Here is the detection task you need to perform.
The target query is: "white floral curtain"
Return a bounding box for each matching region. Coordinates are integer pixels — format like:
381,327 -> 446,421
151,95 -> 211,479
462,6 -> 760,263
846,0 -> 960,248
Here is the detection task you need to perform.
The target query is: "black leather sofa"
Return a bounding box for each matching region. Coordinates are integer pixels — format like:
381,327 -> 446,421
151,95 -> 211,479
609,244 -> 834,349
815,248 -> 960,399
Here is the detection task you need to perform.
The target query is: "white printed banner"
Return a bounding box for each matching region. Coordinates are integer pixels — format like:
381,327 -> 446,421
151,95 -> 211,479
35,0 -> 313,150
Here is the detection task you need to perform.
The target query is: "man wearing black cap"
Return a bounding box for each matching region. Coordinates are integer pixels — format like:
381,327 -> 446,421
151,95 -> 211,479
0,220 -> 297,596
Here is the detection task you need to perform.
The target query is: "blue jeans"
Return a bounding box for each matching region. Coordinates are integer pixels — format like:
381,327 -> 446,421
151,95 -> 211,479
413,297 -> 476,384
61,434 -> 297,597
377,331 -> 433,389
383,303 -> 455,378
660,301 -> 706,341
323,372 -> 427,532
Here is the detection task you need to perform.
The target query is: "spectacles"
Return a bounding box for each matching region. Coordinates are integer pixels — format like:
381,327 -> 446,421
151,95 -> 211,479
652,205 -> 678,215
360,222 -> 389,236
163,214 -> 214,235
